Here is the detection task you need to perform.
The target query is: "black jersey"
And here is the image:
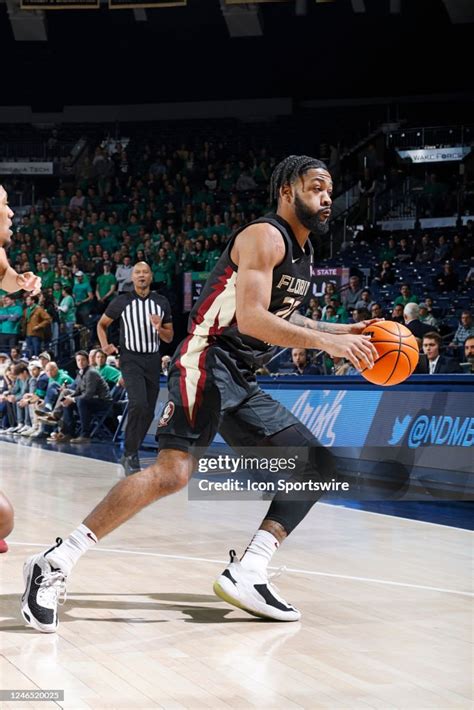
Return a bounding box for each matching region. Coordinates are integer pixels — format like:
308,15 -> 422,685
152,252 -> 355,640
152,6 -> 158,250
186,213 -> 313,370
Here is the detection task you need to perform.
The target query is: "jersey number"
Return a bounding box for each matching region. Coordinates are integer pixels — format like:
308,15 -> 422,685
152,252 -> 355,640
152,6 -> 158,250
274,296 -> 301,320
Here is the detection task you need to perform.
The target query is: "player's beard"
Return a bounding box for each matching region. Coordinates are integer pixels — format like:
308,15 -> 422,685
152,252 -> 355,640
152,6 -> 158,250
294,194 -> 330,236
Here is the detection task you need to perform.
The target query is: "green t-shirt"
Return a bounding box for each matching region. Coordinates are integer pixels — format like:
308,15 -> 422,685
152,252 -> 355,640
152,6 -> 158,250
73,282 -> 92,304
59,295 -> 76,323
37,269 -> 56,290
50,369 -> 74,386
0,304 -> 24,334
96,364 -> 121,386
394,294 -> 419,306
96,273 -> 117,299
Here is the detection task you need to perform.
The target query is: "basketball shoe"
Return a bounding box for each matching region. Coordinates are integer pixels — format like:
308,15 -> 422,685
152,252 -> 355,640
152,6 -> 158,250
213,550 -> 301,621
21,538 -> 67,633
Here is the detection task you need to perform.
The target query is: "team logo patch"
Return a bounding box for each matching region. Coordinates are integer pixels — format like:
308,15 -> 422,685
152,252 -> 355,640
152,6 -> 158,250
158,401 -> 175,427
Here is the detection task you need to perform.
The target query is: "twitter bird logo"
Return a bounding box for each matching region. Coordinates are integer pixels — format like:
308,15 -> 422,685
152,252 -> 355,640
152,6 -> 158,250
389,415 -> 412,445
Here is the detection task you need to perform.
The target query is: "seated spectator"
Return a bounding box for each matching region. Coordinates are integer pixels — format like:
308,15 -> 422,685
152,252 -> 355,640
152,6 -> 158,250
435,262 -> 459,293
433,234 -> 451,262
24,295 -> 52,358
17,360 -> 44,437
404,303 -> 435,340
415,234 -> 434,263
379,237 -> 396,263
355,288 -> 375,312
396,237 -> 413,262
391,304 -> 404,323
322,305 -> 339,323
461,335 -> 474,373
353,307 -> 371,323
451,234 -> 468,261
370,303 -> 384,319
373,260 -> 395,286
320,282 -> 340,306
305,297 -> 319,318
422,332 -> 461,374
291,348 -> 321,375
449,311 -> 474,348
6,362 -> 31,434
394,283 -> 419,307
342,275 -> 363,311
0,295 -> 23,351
419,304 -> 438,329
49,350 -> 112,444
36,361 -> 74,414
330,357 -> 357,376
94,349 -> 122,388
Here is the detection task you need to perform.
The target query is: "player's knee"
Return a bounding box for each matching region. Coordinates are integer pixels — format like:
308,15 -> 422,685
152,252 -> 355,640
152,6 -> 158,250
148,449 -> 194,495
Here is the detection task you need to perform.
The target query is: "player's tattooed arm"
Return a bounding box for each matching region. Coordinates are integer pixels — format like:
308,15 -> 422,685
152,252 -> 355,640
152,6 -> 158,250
289,311 -> 350,334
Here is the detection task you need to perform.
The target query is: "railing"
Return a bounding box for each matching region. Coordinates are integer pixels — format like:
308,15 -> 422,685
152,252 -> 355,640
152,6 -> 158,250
387,125 -> 474,150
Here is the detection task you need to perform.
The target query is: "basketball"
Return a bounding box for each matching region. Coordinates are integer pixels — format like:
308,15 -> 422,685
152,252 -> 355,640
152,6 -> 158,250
360,321 -> 419,386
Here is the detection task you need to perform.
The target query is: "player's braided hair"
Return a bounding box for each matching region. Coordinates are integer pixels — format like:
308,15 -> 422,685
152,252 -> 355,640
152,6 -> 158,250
269,155 -> 328,206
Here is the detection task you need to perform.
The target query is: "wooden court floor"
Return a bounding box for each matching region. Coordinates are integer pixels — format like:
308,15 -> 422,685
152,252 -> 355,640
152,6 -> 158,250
0,441 -> 472,710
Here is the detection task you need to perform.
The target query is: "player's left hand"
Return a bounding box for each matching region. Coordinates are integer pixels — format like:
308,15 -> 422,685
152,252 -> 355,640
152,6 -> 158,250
348,318 -> 384,334
17,271 -> 42,295
149,314 -> 162,333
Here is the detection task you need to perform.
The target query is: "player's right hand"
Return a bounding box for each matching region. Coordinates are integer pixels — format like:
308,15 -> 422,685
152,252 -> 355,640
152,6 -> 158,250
103,343 -> 118,355
17,271 -> 42,295
324,333 -> 378,371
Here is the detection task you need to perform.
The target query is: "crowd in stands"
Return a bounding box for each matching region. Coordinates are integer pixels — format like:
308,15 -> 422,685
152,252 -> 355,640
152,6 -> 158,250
0,133 -> 472,406
0,347 -> 129,442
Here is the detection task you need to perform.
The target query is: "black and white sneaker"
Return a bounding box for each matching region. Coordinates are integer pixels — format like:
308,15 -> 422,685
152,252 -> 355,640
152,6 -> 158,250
21,538 -> 67,633
213,550 -> 301,621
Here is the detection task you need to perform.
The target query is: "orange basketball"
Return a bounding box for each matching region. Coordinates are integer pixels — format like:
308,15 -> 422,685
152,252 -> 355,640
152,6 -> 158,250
360,321 -> 419,386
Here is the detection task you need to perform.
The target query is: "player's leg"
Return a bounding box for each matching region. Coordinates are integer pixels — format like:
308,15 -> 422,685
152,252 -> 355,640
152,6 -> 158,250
21,448 -> 195,633
214,390 -> 336,621
21,366 -> 221,633
0,490 -> 14,553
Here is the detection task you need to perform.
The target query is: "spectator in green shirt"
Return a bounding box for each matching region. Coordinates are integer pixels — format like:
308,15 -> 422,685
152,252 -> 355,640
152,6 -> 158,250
58,286 -> 76,355
94,349 -> 122,388
95,262 -> 117,312
52,281 -> 63,304
0,295 -> 24,349
393,283 -> 419,307
73,271 -> 94,325
37,258 -> 56,289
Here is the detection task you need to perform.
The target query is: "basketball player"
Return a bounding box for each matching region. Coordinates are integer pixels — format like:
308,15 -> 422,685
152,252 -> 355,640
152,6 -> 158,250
22,157 -> 377,631
0,185 -> 42,552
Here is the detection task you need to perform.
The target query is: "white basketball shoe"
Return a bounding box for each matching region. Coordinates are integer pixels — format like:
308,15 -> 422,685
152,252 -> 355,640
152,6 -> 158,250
213,550 -> 301,621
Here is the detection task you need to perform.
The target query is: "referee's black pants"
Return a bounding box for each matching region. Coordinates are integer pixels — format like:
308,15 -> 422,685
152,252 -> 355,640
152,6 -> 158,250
120,350 -> 161,457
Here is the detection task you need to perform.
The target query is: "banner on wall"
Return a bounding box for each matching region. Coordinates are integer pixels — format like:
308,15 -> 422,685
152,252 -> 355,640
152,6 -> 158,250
0,162 -> 54,175
311,266 -> 350,299
396,146 -> 471,163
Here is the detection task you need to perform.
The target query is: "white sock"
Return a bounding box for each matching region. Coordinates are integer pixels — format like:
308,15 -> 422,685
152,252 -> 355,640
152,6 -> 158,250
46,524 -> 98,576
240,530 -> 279,574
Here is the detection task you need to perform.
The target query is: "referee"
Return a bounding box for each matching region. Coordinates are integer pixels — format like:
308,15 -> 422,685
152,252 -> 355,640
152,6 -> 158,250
97,261 -> 173,476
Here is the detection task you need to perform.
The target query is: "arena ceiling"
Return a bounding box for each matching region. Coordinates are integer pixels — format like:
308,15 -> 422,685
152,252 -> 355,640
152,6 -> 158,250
1,0 -> 473,109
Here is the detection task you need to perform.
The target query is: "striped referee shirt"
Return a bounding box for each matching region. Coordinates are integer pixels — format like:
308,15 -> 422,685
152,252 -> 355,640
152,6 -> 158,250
105,291 -> 172,354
